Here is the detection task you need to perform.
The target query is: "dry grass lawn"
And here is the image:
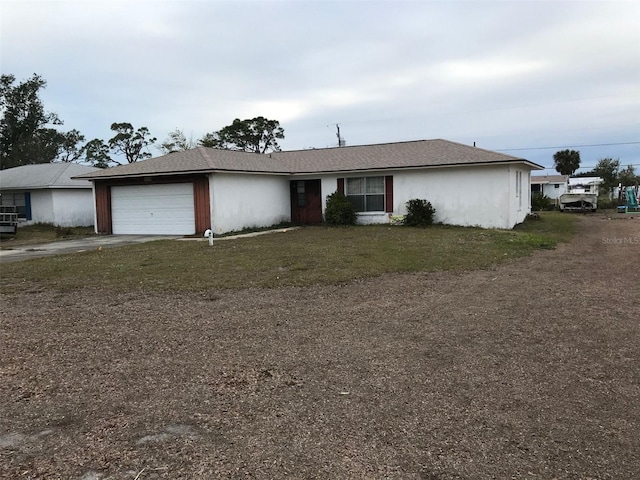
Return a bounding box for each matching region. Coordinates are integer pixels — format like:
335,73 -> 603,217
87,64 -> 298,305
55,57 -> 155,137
0,213 -> 638,479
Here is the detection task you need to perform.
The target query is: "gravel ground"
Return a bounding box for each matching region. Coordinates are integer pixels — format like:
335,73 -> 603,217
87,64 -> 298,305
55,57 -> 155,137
1,214 -> 639,479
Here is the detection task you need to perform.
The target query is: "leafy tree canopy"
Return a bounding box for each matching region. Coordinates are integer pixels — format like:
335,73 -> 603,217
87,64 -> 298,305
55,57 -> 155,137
159,128 -> 197,154
200,116 -> 284,154
57,129 -> 86,163
592,158 -> 620,193
619,165 -> 639,186
553,149 -> 581,176
108,122 -> 156,164
0,74 -> 91,169
84,138 -> 112,169
1,74 -> 61,169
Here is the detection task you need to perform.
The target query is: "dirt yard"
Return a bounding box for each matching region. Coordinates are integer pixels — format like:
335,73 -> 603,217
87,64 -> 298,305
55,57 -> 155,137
1,214 -> 639,479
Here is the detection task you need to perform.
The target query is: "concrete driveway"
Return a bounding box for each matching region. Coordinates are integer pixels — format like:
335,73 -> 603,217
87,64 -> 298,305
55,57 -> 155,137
0,228 -> 298,264
0,235 -> 180,264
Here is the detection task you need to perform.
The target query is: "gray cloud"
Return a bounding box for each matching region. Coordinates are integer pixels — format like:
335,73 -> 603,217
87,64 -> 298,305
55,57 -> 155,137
2,0 -> 638,170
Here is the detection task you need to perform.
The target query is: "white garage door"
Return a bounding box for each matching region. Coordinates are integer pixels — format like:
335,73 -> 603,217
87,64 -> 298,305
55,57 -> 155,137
111,183 -> 195,235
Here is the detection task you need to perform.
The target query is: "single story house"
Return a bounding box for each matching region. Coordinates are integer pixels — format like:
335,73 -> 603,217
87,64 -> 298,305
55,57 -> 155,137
75,139 -> 543,235
530,174 -> 568,201
0,163 -> 99,227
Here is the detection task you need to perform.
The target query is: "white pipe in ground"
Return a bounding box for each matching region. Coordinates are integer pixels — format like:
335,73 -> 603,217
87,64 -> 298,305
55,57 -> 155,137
203,229 -> 214,246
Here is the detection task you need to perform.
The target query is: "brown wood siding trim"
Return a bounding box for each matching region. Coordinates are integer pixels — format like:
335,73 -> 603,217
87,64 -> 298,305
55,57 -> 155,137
97,175 -> 205,187
95,183 -> 112,234
385,175 -> 393,213
193,176 -> 211,234
96,174 -> 211,235
337,178 -> 344,194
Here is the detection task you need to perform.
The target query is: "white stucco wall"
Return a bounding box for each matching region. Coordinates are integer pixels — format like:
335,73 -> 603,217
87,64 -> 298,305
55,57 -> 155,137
203,165 -> 534,233
318,165 -> 532,229
51,189 -> 95,226
507,166 -> 532,228
27,190 -> 54,225
209,173 -> 291,234
25,189 -> 94,226
541,182 -> 567,199
394,165 -> 527,229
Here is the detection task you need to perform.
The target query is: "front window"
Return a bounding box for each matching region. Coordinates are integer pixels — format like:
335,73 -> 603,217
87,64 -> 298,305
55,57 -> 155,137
0,192 -> 27,219
346,176 -> 384,212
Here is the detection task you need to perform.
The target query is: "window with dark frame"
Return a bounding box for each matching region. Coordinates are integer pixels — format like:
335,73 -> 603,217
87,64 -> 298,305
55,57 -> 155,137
0,192 -> 27,219
296,181 -> 306,207
346,176 -> 385,212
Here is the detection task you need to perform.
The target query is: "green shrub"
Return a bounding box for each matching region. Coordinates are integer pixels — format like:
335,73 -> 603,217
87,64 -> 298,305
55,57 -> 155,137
597,197 -> 622,209
531,193 -> 553,211
403,199 -> 435,227
324,192 -> 357,225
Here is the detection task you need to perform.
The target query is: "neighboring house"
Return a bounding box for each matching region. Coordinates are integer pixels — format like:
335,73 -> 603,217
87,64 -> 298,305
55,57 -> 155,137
568,177 -> 603,194
530,174 -> 568,201
0,163 -> 99,227
75,139 -> 543,235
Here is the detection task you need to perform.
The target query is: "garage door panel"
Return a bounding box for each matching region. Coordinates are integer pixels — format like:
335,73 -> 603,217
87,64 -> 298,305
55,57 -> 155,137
111,183 -> 195,235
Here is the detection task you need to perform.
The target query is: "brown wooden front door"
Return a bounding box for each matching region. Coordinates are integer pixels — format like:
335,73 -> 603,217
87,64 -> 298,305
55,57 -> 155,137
291,179 -> 322,224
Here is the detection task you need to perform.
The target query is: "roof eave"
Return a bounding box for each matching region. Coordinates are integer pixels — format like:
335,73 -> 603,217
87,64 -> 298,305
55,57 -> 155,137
76,168 -> 293,181
73,170 -> 214,181
291,159 -> 544,176
0,184 -> 92,190
73,158 -> 543,180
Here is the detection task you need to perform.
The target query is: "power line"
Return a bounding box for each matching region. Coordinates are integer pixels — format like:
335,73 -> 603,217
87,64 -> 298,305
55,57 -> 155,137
495,141 -> 640,152
538,163 -> 640,171
540,167 -> 640,171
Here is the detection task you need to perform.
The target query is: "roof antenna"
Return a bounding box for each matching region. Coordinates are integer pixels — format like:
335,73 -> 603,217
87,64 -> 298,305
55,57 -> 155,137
336,124 -> 346,147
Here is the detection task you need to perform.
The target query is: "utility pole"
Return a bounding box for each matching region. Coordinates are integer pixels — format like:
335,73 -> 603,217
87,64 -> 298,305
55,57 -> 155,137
336,124 -> 345,147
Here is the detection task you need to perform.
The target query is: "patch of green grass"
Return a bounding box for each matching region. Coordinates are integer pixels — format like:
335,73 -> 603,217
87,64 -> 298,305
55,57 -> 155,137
513,211 -> 578,243
215,221 -> 295,237
0,223 -> 95,249
0,215 -> 576,292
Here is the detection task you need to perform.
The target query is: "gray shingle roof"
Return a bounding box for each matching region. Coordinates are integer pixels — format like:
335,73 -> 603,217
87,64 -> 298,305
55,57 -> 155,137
75,139 -> 543,180
278,139 -> 540,173
75,148 -> 293,179
0,163 -> 99,190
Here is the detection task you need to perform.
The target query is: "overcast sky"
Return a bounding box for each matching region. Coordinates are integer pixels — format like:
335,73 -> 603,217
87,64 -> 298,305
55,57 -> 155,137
1,0 -> 639,172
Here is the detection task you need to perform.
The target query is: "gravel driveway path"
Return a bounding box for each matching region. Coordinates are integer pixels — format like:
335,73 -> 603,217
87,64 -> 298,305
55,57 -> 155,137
1,214 -> 638,479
